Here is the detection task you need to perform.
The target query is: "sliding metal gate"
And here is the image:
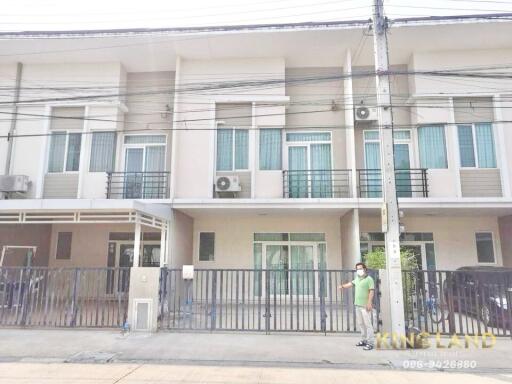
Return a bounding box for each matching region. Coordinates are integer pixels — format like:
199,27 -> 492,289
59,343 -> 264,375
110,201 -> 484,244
159,268 -> 380,333
403,269 -> 512,337
0,267 -> 130,328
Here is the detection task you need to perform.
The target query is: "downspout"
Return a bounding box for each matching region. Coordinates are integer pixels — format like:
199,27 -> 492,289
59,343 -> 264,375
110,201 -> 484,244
4,62 -> 23,175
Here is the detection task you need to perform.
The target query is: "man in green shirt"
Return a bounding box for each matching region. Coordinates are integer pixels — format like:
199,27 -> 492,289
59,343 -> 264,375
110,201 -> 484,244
339,262 -> 375,350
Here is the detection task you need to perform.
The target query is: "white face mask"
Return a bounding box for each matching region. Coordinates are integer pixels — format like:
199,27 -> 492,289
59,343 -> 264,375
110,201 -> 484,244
356,269 -> 365,277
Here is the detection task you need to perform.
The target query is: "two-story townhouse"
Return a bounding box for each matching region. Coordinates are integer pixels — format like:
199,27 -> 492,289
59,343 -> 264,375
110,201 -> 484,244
0,15 -> 512,294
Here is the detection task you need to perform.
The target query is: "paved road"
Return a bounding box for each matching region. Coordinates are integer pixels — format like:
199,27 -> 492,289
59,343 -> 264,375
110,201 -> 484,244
1,363 -> 511,383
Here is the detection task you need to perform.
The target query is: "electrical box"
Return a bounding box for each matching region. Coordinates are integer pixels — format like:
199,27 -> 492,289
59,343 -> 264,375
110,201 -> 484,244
182,265 -> 194,280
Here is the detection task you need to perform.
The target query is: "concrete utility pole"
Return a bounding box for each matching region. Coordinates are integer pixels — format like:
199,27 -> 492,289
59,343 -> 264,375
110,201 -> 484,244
371,0 -> 406,336
4,62 -> 23,176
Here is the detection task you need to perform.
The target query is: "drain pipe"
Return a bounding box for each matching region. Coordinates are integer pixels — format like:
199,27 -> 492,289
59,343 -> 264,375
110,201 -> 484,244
4,62 -> 23,176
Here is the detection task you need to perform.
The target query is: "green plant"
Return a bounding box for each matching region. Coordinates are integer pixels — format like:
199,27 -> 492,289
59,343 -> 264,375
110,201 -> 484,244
363,248 -> 419,270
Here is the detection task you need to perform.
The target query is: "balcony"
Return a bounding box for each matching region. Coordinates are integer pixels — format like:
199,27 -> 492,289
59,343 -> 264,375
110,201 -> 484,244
106,172 -> 170,199
282,169 -> 351,198
357,168 -> 429,198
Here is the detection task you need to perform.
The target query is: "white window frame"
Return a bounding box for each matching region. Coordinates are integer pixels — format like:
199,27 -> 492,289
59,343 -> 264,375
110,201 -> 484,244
47,130 -> 82,174
457,123 -> 496,169
197,232 -> 215,262
122,133 -> 167,173
284,130 -> 333,170
215,127 -> 250,172
88,130 -> 117,173
475,231 -> 497,265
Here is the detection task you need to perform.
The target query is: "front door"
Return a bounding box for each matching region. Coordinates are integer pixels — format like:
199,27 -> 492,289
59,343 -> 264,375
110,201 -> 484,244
124,144 -> 166,198
263,243 -> 317,296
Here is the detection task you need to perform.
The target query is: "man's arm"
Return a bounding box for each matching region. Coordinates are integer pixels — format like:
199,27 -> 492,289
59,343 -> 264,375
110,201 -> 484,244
338,282 -> 353,289
366,289 -> 375,311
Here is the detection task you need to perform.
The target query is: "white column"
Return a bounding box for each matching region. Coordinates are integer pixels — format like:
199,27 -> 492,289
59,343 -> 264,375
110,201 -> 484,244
159,223 -> 167,267
343,49 -> 358,198
35,105 -> 52,198
76,105 -> 90,198
447,97 -> 462,197
493,94 -> 511,197
133,221 -> 141,268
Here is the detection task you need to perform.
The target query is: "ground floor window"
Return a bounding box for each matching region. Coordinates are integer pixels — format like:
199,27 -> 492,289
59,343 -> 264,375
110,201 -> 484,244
360,232 -> 436,270
253,233 -> 326,296
107,232 -> 161,268
199,232 -> 215,261
475,232 -> 495,264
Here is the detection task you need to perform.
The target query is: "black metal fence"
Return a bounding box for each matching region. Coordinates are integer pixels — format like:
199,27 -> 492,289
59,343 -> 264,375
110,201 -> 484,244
357,168 -> 428,198
106,171 -> 170,199
403,270 -> 512,337
282,170 -> 351,198
159,268 -> 380,333
0,267 -> 130,328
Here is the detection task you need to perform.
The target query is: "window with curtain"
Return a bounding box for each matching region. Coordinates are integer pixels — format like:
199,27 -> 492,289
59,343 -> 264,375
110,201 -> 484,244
47,131 -> 82,173
216,128 -> 249,171
418,126 -> 448,168
89,132 -> 116,172
259,128 -> 282,170
476,232 -> 495,263
457,123 -> 496,168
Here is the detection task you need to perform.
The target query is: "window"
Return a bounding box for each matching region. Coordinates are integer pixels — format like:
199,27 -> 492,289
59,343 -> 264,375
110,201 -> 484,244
56,232 -> 72,260
457,123 -> 496,168
199,232 -> 215,261
216,128 -> 249,171
476,232 -> 495,263
418,126 -> 448,168
90,132 -> 116,172
48,132 -> 82,172
259,128 -> 282,170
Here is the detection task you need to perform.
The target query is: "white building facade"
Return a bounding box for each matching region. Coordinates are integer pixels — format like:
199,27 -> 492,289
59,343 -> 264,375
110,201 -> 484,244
1,15 -> 512,277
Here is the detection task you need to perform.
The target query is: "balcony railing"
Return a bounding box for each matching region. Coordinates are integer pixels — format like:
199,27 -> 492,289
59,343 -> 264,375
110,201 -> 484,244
282,169 -> 351,198
357,168 -> 428,198
106,172 -> 170,199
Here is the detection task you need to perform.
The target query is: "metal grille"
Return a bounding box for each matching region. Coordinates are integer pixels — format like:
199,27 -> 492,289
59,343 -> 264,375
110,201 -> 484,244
282,170 -> 351,198
0,267 -> 130,328
159,268 -> 380,333
106,172 -> 170,199
357,168 -> 429,198
403,270 -> 512,337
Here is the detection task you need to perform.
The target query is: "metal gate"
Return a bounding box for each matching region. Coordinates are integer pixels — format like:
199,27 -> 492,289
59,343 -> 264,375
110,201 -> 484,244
159,268 -> 380,333
403,269 -> 512,337
0,267 -> 130,328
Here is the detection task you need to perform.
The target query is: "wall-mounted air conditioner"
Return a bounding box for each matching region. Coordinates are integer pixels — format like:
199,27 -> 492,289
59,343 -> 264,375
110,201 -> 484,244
354,106 -> 378,121
215,175 -> 241,193
0,175 -> 29,193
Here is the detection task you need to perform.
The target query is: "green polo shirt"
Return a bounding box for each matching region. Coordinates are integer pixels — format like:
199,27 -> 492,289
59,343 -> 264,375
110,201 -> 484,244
351,275 -> 375,307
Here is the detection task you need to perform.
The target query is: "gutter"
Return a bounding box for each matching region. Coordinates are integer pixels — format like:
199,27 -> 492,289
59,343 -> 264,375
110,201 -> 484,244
4,62 -> 22,176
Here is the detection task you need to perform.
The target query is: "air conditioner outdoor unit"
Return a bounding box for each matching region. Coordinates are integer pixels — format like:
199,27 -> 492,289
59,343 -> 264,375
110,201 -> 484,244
215,175 -> 241,193
354,106 -> 377,121
0,175 -> 29,193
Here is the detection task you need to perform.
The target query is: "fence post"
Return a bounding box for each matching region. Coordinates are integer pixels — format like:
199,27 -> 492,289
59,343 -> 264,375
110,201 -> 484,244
159,268 -> 167,330
20,267 -> 32,326
70,269 -> 79,327
446,271 -> 456,335
265,270 -> 271,334
211,270 -> 217,331
319,270 -> 326,335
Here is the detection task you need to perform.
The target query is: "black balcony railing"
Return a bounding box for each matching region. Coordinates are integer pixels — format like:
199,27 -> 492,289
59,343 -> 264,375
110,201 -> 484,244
106,171 -> 170,199
357,168 -> 428,198
282,169 -> 351,198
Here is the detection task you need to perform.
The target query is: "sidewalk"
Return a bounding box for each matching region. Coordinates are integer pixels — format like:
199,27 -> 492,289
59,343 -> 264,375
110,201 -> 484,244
0,329 -> 511,372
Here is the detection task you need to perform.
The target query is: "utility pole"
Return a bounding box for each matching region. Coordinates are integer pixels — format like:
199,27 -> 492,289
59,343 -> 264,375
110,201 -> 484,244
371,0 -> 406,336
4,62 -> 23,176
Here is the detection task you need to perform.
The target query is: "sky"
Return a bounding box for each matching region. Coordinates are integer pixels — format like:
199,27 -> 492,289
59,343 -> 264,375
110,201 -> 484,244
0,0 -> 511,32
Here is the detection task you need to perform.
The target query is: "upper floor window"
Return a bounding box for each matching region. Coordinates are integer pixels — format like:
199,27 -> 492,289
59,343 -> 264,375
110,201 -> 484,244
457,123 -> 496,168
47,107 -> 85,173
89,131 -> 116,172
48,132 -> 82,172
259,128 -> 282,170
418,125 -> 448,169
216,128 -> 249,171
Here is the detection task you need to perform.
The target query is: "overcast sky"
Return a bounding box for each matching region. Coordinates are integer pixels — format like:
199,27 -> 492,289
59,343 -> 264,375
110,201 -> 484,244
1,0 -> 511,32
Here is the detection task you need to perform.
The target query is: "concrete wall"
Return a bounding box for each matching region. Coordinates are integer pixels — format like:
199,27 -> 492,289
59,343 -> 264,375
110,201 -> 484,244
47,223 -> 158,268
170,209 -> 194,268
192,214 -> 343,269
0,224 -> 51,267
498,215 -> 512,267
359,214 -> 503,270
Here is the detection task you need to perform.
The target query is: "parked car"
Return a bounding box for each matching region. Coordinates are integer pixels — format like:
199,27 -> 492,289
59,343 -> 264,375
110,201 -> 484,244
443,266 -> 512,329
